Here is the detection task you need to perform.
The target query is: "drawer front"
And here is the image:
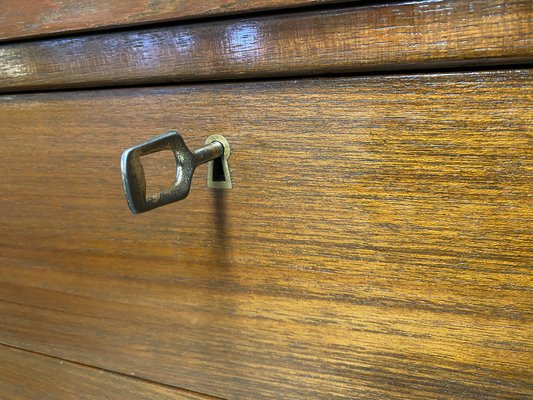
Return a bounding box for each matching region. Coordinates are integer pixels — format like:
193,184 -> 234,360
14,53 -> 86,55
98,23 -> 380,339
2,0 -> 531,93
0,71 -> 532,399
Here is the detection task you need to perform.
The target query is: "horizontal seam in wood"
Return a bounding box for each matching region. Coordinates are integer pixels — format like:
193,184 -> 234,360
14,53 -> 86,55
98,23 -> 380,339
0,63 -> 531,96
0,0 -> 399,44
0,342 -> 226,400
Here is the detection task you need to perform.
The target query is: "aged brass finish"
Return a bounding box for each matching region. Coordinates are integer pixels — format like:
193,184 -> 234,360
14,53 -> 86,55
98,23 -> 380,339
121,131 -> 225,213
205,134 -> 232,189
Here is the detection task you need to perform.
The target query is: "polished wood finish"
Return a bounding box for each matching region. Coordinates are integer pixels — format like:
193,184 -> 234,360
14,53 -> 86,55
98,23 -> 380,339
0,344 -> 218,400
0,0 -> 350,42
0,70 -> 531,399
1,0 -> 531,92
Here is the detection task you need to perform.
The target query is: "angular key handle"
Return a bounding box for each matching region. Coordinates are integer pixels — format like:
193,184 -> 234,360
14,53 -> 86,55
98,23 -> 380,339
121,131 -> 224,214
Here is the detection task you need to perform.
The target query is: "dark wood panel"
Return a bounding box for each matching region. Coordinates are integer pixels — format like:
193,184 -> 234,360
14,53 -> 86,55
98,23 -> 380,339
1,0 -> 532,92
0,0 -> 351,42
0,344 -> 218,400
0,71 -> 532,399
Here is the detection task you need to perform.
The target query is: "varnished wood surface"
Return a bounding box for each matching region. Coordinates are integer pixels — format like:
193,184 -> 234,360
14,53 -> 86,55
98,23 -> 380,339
0,70 -> 532,399
0,0 -> 351,42
1,0 -> 532,93
0,344 -> 218,400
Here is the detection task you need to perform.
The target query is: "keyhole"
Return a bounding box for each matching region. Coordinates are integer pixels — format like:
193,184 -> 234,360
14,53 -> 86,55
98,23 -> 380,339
205,135 -> 232,189
212,156 -> 226,182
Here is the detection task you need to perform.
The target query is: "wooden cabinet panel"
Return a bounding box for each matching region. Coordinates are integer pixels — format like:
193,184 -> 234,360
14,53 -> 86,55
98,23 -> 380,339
0,70 -> 531,399
0,0 -> 352,42
1,0 -> 532,93
0,344 -> 217,399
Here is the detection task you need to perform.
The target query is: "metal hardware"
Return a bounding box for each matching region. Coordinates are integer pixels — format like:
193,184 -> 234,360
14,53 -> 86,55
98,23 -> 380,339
206,134 -> 232,189
121,131 -> 225,214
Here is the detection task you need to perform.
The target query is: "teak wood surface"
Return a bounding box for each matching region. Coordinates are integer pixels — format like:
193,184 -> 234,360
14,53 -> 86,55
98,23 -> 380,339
0,0 -> 351,42
1,0 -> 532,92
0,344 -> 218,400
0,70 -> 531,399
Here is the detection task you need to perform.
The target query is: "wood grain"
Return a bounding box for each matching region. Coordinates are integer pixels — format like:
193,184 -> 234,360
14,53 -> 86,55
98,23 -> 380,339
0,70 -> 532,399
1,0 -> 532,92
0,0 -> 351,42
0,344 -> 218,400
